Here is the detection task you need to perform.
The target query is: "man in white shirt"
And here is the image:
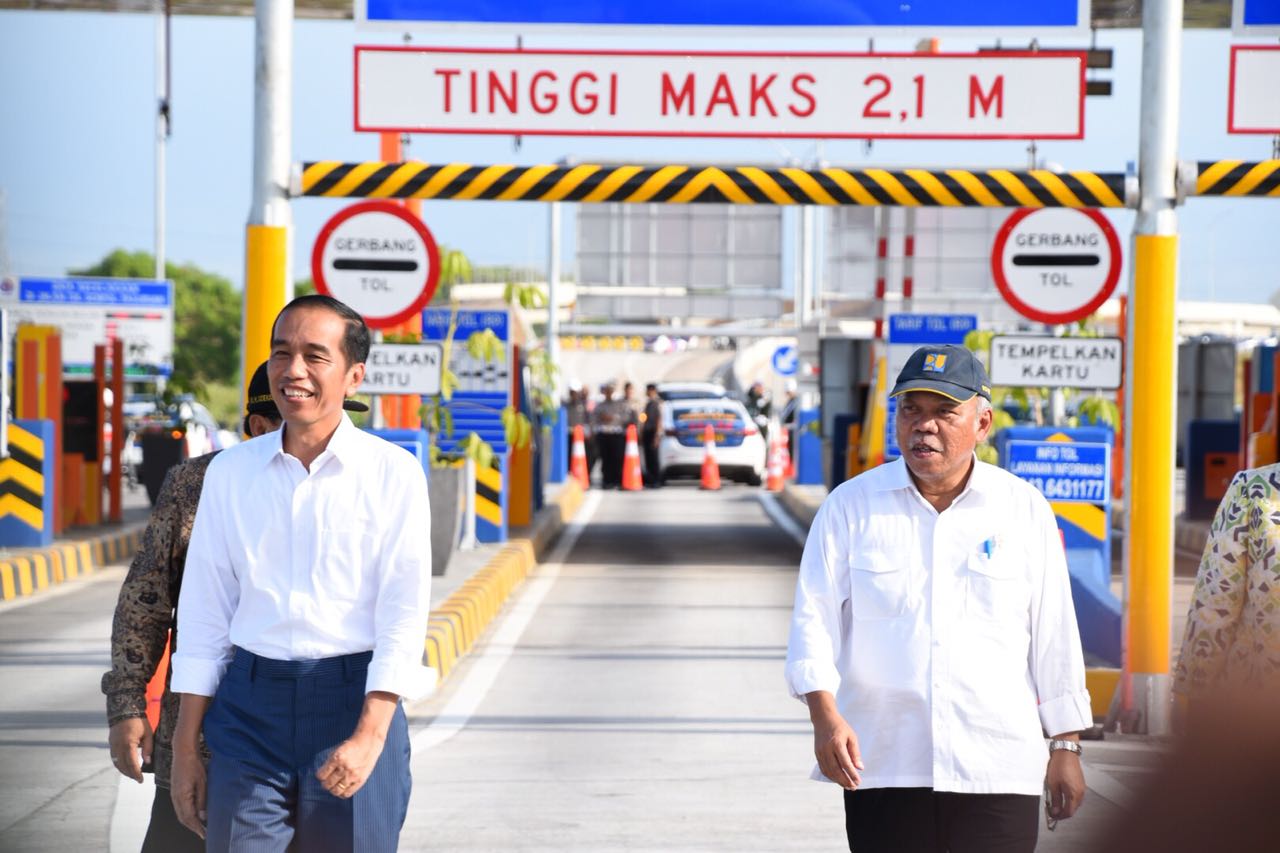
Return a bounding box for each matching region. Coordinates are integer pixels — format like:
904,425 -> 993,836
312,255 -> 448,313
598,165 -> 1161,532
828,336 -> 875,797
786,344 -> 1090,852
169,295 -> 432,852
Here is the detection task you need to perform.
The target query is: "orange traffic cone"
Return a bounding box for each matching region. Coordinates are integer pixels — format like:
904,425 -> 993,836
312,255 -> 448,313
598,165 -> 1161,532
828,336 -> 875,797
700,423 -> 721,491
766,434 -> 785,492
622,424 -> 643,491
570,424 -> 590,490
781,431 -> 795,479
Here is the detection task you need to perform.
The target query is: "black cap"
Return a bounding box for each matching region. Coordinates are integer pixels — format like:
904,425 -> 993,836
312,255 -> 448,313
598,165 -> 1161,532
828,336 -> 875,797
890,345 -> 992,403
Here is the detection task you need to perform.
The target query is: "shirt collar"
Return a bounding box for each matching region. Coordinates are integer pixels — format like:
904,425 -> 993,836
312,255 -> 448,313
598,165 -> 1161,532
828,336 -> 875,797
876,453 -> 990,507
264,412 -> 358,472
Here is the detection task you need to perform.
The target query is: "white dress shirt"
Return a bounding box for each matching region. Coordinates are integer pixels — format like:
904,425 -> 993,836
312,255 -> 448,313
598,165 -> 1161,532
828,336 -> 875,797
171,414 -> 433,701
785,457 -> 1091,796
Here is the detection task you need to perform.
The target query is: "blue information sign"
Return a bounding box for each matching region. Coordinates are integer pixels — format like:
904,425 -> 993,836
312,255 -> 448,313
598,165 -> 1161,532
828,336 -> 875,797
1,277 -> 175,376
771,344 -> 798,377
884,313 -> 978,459
1004,440 -> 1111,504
361,0 -> 1088,31
1236,0 -> 1280,31
16,277 -> 171,307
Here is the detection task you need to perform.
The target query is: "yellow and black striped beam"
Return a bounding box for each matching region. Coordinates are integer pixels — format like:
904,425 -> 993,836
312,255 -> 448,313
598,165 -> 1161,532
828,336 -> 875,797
297,161 -> 1133,208
1194,160 -> 1280,198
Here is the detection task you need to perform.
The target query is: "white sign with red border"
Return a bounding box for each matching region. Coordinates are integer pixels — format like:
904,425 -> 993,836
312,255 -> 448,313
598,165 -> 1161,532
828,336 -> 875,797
311,201 -> 440,330
355,47 -> 1086,140
1228,45 -> 1280,134
989,335 -> 1123,389
991,208 -> 1121,326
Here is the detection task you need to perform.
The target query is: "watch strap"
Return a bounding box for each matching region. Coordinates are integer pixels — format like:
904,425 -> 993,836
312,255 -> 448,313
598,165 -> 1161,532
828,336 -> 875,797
1048,739 -> 1082,756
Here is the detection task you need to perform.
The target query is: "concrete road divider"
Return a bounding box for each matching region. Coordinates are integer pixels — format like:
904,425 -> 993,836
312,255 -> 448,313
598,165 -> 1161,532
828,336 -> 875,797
423,479 -> 584,685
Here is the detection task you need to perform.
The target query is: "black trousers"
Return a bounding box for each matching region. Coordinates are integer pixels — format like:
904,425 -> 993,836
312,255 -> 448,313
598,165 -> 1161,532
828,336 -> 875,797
844,788 -> 1039,853
142,785 -> 204,853
641,430 -> 661,485
597,432 -> 626,487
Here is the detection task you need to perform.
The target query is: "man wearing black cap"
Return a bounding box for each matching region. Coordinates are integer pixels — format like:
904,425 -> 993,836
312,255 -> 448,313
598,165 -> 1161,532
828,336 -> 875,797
102,361 -> 291,851
786,344 -> 1090,852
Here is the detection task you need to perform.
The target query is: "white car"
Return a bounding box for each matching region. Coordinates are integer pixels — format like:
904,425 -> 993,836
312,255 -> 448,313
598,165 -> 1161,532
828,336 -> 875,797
657,398 -> 766,486
655,381 -> 730,402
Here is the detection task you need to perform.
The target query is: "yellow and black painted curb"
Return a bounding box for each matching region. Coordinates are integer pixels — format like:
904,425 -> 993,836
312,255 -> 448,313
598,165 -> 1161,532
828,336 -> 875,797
297,161 -> 1134,208
423,478 -> 585,683
1193,160 -> 1280,198
0,524 -> 146,603
0,424 -> 48,531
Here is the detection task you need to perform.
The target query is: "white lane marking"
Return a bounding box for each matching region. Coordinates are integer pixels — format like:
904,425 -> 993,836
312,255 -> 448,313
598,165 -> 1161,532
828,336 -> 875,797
410,490 -> 603,751
757,492 -> 808,546
1082,760 -> 1138,808
0,565 -> 126,614
109,773 -> 154,853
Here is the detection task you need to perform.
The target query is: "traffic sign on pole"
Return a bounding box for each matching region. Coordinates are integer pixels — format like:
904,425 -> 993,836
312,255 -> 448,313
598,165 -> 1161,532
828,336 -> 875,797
1228,46 -> 1280,134
1232,0 -> 1280,35
772,344 -> 798,376
361,342 -> 443,395
358,0 -> 1090,34
991,208 -> 1121,325
311,201 -> 440,330
355,48 -> 1086,140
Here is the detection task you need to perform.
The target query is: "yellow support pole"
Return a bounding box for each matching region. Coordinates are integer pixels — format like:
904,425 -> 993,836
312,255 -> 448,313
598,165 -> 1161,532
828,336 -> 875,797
242,224 -> 290,410
1126,233 -> 1178,708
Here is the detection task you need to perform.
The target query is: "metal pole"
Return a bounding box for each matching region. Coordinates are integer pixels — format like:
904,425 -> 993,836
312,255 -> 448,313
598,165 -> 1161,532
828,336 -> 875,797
1124,0 -> 1183,737
154,1 -> 167,280
370,330 -> 385,430
547,201 -> 562,387
243,0 -> 293,411
799,206 -> 815,327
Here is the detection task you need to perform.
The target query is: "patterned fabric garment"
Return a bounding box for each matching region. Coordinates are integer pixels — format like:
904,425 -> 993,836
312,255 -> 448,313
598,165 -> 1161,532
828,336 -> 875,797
1174,463 -> 1280,696
101,452 -> 217,787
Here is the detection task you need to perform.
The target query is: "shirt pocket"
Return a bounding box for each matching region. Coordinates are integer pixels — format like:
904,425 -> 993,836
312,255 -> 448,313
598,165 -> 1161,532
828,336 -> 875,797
849,554 -> 909,620
965,552 -> 1029,622
316,525 -> 375,602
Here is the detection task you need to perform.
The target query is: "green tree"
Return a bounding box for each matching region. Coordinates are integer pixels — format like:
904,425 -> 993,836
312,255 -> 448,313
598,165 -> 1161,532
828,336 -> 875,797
71,249 -> 240,394
431,245 -> 473,304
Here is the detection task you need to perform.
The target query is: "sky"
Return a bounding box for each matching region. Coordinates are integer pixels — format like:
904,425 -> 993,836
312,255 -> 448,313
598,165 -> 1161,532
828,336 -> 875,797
0,9 -> 1277,305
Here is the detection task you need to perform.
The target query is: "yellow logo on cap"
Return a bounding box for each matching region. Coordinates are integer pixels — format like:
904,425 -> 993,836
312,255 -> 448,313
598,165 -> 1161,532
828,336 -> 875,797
923,353 -> 948,373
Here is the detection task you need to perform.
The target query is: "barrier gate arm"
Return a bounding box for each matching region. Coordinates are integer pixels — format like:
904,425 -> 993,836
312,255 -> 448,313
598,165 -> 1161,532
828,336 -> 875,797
293,161 -> 1135,208
291,160 -> 1280,207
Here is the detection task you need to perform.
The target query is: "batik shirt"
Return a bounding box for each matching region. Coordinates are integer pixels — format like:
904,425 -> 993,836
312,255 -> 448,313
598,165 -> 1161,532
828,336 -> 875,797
101,453 -> 216,788
1174,464 -> 1280,696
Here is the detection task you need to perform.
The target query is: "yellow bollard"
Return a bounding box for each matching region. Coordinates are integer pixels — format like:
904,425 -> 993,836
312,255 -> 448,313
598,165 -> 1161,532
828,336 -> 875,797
1127,233 -> 1178,721
243,225 -> 290,417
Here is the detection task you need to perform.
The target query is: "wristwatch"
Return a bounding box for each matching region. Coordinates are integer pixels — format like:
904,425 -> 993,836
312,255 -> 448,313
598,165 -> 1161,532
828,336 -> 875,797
1048,739 -> 1083,756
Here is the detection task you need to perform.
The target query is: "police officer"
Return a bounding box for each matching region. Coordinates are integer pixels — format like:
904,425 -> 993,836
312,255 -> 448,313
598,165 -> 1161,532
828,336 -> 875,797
641,383 -> 664,487
591,382 -> 631,489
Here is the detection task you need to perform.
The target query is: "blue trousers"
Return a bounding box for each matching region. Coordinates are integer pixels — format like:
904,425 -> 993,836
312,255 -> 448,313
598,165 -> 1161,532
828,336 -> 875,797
203,648 -> 411,853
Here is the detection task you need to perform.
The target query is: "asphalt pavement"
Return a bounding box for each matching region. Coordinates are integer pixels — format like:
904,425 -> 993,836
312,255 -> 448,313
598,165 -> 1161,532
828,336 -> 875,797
0,483 -> 1173,851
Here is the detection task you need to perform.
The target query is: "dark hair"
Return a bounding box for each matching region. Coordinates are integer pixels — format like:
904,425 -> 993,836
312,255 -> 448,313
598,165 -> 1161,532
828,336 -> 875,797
646,383 -> 658,393
272,294 -> 371,366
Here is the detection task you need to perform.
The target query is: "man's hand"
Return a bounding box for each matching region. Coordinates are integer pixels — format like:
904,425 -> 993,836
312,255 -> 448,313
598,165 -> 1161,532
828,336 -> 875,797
316,731 -> 387,799
806,691 -> 864,790
108,716 -> 153,783
1044,748 -> 1086,821
316,690 -> 398,799
170,743 -> 207,839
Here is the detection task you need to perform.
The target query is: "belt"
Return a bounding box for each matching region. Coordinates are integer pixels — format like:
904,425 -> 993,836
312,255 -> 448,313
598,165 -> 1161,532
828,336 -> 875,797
231,646 -> 372,680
